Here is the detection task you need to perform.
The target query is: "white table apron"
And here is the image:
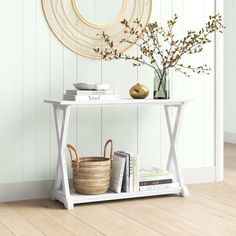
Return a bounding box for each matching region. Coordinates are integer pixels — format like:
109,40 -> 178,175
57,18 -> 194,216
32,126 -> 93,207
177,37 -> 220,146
45,99 -> 189,209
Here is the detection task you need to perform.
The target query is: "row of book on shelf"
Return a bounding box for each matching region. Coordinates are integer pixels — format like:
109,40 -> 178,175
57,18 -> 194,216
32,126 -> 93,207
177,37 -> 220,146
109,151 -> 175,193
63,89 -> 119,101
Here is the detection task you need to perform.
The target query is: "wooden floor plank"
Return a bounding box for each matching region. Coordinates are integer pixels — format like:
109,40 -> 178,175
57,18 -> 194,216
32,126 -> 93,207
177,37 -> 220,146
145,194 -> 236,236
0,222 -> 14,236
179,193 -> 236,219
189,183 -> 236,208
34,199 -> 104,236
69,203 -> 163,236
0,203 -> 44,236
6,201 -> 77,236
105,198 -> 219,236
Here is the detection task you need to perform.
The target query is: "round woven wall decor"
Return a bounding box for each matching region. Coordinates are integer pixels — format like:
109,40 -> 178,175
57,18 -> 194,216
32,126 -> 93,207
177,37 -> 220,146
42,0 -> 152,59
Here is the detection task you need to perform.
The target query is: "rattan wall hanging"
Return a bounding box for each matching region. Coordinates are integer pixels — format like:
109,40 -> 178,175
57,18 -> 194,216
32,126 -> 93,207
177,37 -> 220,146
42,0 -> 152,59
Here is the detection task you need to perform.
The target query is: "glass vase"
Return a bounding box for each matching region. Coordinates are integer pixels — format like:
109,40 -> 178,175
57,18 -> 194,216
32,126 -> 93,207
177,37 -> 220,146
153,69 -> 170,99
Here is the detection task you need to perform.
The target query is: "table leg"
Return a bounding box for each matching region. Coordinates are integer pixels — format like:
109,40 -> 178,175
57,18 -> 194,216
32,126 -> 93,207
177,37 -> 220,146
51,105 -> 74,209
164,104 -> 189,197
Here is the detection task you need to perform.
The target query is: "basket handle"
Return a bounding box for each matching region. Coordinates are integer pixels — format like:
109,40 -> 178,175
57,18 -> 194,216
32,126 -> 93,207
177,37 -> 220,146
103,139 -> 113,160
67,144 -> 79,167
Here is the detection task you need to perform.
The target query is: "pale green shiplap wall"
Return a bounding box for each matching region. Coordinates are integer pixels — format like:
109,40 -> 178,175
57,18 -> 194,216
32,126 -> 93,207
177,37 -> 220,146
224,0 -> 236,139
0,0 -> 215,183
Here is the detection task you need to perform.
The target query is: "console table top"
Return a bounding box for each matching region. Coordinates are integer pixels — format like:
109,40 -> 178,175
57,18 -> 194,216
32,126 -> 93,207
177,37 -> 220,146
44,98 -> 188,107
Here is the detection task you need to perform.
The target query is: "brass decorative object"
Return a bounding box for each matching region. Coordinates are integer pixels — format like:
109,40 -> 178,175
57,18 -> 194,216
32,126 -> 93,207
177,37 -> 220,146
41,0 -> 152,59
129,83 -> 149,99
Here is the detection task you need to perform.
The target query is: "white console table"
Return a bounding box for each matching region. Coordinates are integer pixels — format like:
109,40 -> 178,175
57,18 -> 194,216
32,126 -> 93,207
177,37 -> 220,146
45,99 -> 189,209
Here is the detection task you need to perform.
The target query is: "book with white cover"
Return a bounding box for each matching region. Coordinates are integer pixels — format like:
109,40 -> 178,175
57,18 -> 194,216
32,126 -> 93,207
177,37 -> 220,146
139,167 -> 173,182
109,155 -> 126,193
66,90 -> 115,95
133,153 -> 140,192
129,153 -> 134,192
126,152 -> 139,192
139,183 -> 179,191
63,94 -> 120,101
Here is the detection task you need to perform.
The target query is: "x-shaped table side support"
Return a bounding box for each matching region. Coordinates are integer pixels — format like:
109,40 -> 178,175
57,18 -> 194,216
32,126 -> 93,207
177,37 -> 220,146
51,104 -> 74,209
164,104 -> 189,197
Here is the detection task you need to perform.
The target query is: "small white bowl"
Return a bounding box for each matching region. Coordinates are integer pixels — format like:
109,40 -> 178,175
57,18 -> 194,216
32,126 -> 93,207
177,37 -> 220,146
73,83 -> 109,90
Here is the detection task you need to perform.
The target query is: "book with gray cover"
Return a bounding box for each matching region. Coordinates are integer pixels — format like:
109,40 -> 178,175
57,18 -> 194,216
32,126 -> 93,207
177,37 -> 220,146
114,151 -> 130,192
109,154 -> 126,193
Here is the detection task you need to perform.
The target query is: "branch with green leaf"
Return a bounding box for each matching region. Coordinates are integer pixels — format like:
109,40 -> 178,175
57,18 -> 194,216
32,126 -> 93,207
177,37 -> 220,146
94,14 -> 224,78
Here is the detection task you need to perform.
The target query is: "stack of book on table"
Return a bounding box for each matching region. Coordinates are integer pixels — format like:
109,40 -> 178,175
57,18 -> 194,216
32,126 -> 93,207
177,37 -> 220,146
109,151 -> 139,193
139,167 -> 177,191
63,89 -> 119,101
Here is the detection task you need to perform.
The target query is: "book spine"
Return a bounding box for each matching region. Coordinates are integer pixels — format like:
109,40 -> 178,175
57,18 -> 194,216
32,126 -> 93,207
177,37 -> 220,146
121,165 -> 126,192
137,154 -> 140,191
126,154 -> 130,192
120,152 -> 140,193
63,94 -> 86,101
109,155 -> 126,193
139,175 -> 173,182
132,153 -> 137,192
129,153 -> 133,192
66,90 -> 114,95
63,94 -> 120,101
116,152 -> 128,193
117,159 -> 126,193
139,179 -> 173,186
136,154 -> 140,192
94,95 -> 119,101
139,183 -> 179,191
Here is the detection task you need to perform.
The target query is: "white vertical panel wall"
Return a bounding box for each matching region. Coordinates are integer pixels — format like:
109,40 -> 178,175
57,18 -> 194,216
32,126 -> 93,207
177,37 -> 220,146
0,0 -> 216,186
224,0 -> 236,143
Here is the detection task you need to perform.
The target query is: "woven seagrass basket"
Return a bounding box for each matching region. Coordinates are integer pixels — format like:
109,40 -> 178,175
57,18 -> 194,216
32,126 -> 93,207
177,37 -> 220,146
67,139 -> 113,195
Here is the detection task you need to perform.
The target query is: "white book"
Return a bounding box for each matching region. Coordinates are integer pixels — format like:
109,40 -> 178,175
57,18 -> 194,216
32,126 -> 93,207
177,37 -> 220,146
126,152 -> 139,192
63,94 -> 120,101
139,183 -> 179,192
139,167 -> 173,182
134,153 -> 140,192
129,153 -> 134,193
66,90 -> 115,95
109,155 -> 126,193
140,175 -> 174,182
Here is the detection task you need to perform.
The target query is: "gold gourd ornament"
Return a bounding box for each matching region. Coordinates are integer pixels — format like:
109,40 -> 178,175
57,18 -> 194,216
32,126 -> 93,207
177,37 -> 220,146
129,83 -> 149,99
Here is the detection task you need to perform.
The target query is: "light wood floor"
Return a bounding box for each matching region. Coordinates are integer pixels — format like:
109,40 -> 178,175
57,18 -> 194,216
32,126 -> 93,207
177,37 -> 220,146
0,143 -> 236,236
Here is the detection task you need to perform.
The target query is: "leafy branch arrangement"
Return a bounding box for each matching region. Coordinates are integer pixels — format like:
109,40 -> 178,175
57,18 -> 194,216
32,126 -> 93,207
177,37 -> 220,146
94,14 -> 224,80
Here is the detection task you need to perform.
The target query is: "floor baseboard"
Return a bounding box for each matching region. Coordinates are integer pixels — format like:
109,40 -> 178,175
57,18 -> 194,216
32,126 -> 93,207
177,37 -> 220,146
224,132 -> 236,144
0,167 -> 216,203
183,167 -> 216,184
0,180 -> 53,203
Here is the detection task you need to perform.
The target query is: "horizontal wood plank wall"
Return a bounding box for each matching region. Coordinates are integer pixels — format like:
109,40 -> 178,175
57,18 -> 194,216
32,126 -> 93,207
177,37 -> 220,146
0,0 -> 215,184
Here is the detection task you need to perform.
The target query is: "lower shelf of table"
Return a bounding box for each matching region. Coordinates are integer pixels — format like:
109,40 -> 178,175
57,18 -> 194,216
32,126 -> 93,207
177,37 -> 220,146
52,184 -> 182,205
